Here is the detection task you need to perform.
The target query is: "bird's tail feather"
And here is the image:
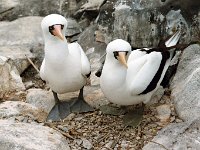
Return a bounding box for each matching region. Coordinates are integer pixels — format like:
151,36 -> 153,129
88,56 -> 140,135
165,30 -> 181,48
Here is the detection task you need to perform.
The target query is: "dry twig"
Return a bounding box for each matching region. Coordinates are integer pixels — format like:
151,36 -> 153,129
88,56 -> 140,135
25,55 -> 40,73
52,126 -> 75,140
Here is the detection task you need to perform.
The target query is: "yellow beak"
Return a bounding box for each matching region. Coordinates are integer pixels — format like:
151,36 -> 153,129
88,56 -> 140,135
117,52 -> 128,68
52,25 -> 64,41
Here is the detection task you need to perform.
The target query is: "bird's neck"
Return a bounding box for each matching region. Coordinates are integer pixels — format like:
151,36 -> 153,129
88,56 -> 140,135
44,39 -> 69,63
103,57 -> 127,84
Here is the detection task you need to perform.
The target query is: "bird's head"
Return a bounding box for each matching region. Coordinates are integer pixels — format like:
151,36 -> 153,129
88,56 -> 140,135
41,14 -> 67,41
106,39 -> 131,68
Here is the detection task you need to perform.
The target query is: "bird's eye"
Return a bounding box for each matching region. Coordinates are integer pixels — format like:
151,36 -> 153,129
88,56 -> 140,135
113,51 -> 129,59
113,51 -> 118,59
61,25 -> 64,29
49,25 -> 54,31
49,25 -> 54,35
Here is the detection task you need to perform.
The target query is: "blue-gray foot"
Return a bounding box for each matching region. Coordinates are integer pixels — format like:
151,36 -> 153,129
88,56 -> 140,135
70,87 -> 94,113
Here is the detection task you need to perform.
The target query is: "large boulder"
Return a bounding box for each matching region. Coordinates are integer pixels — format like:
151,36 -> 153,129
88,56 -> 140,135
0,120 -> 70,150
143,117 -> 200,150
0,16 -> 43,93
26,89 -> 56,114
97,0 -> 200,47
0,101 -> 47,122
0,0 -> 69,21
170,44 -> 200,121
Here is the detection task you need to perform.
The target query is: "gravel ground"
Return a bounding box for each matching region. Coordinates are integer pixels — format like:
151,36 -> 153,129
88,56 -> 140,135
1,66 -> 183,150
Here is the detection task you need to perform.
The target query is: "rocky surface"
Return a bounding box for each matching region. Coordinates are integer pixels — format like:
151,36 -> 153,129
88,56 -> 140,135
143,117 -> 200,150
0,120 -> 70,150
0,0 -> 200,149
0,101 -> 47,122
0,16 -> 43,93
170,44 -> 200,121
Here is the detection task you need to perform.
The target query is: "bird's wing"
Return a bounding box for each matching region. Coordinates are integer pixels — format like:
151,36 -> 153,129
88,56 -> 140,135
127,48 -> 170,95
75,43 -> 91,77
40,58 -> 47,81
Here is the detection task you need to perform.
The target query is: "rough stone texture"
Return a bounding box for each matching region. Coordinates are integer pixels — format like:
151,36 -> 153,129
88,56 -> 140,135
97,0 -> 200,47
156,104 -> 171,122
26,89 -> 55,114
143,117 -> 200,150
0,16 -> 43,93
0,16 -> 43,59
0,120 -> 70,150
0,101 -> 47,122
66,18 -> 82,37
0,56 -> 25,92
0,0 -> 64,21
26,86 -> 108,111
171,44 -> 200,121
78,24 -> 107,54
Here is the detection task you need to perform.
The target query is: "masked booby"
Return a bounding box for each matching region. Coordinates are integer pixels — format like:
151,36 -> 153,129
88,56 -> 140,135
40,14 -> 94,121
99,31 -> 181,116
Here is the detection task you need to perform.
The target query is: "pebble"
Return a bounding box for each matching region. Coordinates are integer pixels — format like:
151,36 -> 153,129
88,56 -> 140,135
15,116 -> 25,122
102,140 -> 113,149
75,139 -> 83,146
156,104 -> 171,122
24,81 -> 34,89
64,113 -> 76,121
175,118 -> 183,123
82,138 -> 93,150
136,137 -> 140,140
23,117 -> 28,123
121,140 -> 129,150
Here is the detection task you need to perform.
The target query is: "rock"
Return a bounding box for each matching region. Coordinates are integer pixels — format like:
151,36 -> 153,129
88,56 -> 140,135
26,89 -> 55,114
0,16 -> 43,93
0,120 -> 70,150
80,0 -> 105,11
147,87 -> 165,105
0,16 -> 43,60
0,56 -> 25,92
170,44 -> 200,121
0,0 -> 68,21
65,18 -> 82,42
74,0 -> 105,19
78,24 -> 107,54
156,104 -> 171,123
66,18 -> 81,36
0,101 -> 47,122
143,117 -> 200,150
97,0 -> 200,47
24,81 -> 34,89
82,138 -> 93,150
121,140 -> 129,150
102,141 -> 113,150
84,86 -> 109,108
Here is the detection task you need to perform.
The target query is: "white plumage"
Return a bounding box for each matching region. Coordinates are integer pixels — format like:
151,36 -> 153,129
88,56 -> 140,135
100,31 -> 181,106
40,14 -> 90,94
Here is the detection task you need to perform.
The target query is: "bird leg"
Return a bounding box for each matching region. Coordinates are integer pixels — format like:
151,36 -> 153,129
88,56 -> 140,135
70,87 -> 94,113
122,103 -> 145,127
47,91 -> 71,121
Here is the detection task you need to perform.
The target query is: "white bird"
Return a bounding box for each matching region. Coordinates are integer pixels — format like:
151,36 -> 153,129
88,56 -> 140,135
40,14 -> 93,121
100,31 -> 181,114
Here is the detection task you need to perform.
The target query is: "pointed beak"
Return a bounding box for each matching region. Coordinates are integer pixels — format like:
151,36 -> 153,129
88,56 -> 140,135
117,52 -> 128,68
53,25 -> 64,41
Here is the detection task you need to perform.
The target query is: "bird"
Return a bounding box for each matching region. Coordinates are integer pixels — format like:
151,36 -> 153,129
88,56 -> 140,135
40,14 -> 94,121
99,31 -> 181,119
